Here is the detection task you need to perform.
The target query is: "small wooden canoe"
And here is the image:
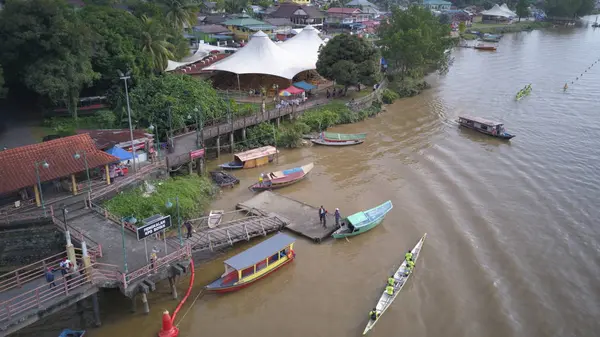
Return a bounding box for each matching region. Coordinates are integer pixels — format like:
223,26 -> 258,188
58,330 -> 86,337
474,44 -> 496,51
249,163 -> 314,192
332,201 -> 393,239
311,138 -> 364,146
209,171 -> 240,187
208,210 -> 224,228
321,131 -> 367,142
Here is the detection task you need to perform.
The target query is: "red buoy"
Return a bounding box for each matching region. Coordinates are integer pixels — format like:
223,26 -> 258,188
158,310 -> 179,337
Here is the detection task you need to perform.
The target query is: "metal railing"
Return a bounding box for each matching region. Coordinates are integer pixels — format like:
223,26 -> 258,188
88,200 -> 137,234
122,245 -> 191,289
0,263 -> 120,323
50,215 -> 102,258
89,162 -> 161,201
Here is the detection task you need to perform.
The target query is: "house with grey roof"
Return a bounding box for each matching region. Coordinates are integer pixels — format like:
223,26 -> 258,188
267,2 -> 325,27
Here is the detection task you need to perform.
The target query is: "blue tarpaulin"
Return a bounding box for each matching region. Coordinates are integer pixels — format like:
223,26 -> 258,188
293,81 -> 316,91
105,146 -> 138,161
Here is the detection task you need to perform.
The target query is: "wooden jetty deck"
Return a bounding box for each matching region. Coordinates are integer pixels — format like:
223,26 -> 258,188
236,191 -> 336,243
167,215 -> 287,251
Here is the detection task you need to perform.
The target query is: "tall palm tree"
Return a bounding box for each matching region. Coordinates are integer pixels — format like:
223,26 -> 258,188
160,0 -> 199,30
139,15 -> 175,72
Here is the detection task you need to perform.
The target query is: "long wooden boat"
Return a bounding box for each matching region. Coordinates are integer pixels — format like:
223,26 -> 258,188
474,43 -> 496,51
59,330 -> 86,337
457,115 -> 515,140
332,200 -> 393,239
249,163 -> 314,192
515,85 -> 532,100
205,233 -> 296,293
209,171 -> 240,187
311,138 -> 364,146
219,146 -> 278,169
208,210 -> 224,228
321,131 -> 367,142
362,233 -> 427,335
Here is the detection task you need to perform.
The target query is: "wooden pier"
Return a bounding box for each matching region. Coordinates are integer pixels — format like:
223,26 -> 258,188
237,191 -> 336,243
168,214 -> 287,251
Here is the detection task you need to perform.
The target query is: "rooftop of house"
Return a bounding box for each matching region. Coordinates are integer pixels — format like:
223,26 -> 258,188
264,17 -> 294,26
194,24 -> 232,34
423,0 -> 453,5
0,134 -> 119,195
222,16 -> 274,28
327,7 -> 362,14
76,129 -> 151,150
346,0 -> 378,8
269,3 -> 325,19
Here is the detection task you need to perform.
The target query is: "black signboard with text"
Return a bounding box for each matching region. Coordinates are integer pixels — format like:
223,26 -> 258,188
137,215 -> 172,240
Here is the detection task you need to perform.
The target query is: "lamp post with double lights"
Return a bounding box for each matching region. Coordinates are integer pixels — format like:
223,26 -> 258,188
34,160 -> 50,214
165,197 -> 183,247
73,151 -> 91,193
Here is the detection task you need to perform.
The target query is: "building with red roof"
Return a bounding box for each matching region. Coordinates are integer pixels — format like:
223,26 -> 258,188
0,134 -> 119,208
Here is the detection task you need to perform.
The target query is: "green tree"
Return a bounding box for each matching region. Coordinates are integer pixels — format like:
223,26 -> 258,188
129,74 -> 228,138
0,0 -> 98,120
544,0 -> 595,17
139,15 -> 175,72
80,5 -> 153,90
438,13 -> 451,24
158,0 -> 199,30
316,34 -> 381,94
458,21 -> 466,33
377,6 -> 452,79
224,0 -> 249,13
0,65 -> 6,99
516,0 -> 529,21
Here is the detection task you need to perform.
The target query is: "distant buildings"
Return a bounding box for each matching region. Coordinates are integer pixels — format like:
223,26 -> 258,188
222,15 -> 275,40
268,3 -> 325,27
326,8 -> 369,24
421,0 -> 452,11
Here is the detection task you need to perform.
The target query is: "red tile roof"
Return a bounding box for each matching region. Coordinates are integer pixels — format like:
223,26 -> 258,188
327,8 -> 362,14
76,129 -> 151,150
0,134 -> 120,195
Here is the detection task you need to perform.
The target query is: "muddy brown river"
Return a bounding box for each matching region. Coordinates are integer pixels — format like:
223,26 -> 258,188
14,24 -> 600,337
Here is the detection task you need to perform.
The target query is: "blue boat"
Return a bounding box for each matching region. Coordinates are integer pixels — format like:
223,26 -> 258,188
332,200 -> 393,238
59,329 -> 86,337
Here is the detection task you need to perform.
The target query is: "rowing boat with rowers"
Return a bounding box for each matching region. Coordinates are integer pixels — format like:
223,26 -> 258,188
362,233 -> 427,335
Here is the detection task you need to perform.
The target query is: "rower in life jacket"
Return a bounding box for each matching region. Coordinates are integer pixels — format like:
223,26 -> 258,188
405,250 -> 413,262
387,276 -> 395,287
385,285 -> 394,295
369,308 -> 380,320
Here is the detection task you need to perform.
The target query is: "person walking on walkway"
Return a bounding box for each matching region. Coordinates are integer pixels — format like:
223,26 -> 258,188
45,268 -> 56,289
150,247 -> 159,273
184,221 -> 193,239
319,206 -> 327,228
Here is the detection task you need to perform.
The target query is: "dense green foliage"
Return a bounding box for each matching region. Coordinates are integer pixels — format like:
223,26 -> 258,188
0,0 -> 98,120
0,65 -> 6,99
128,74 -> 228,137
381,89 -> 399,104
242,122 -> 309,149
316,34 -> 381,94
544,0 -> 595,17
105,175 -> 215,221
43,111 -> 118,136
299,101 -> 380,131
378,6 -> 453,80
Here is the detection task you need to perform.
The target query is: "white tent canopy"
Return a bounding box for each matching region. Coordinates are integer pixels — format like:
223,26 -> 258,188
481,4 -> 512,18
279,25 -> 325,69
500,4 -> 517,17
165,60 -> 194,72
203,31 -> 314,79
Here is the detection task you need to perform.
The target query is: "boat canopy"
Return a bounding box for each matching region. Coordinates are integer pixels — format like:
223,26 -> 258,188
347,212 -> 369,227
224,233 -> 295,270
459,115 -> 502,127
234,146 -> 278,162
347,200 -> 393,228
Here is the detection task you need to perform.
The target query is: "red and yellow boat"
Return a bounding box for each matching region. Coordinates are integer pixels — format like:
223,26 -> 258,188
205,233 -> 296,293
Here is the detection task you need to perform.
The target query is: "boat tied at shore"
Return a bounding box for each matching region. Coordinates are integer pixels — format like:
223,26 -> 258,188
457,115 -> 515,140
363,233 -> 427,335
311,138 -> 364,146
321,131 -> 367,142
205,233 -> 296,293
332,201 -> 393,239
218,146 -> 278,169
249,163 -> 314,192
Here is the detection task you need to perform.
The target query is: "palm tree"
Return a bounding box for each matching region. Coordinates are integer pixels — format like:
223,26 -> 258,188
159,0 -> 199,30
139,15 -> 175,72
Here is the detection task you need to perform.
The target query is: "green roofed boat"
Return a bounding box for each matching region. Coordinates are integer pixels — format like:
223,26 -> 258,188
321,132 -> 367,142
332,201 -> 393,239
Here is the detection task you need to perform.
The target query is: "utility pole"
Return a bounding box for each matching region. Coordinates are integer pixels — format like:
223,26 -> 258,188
118,70 -> 137,173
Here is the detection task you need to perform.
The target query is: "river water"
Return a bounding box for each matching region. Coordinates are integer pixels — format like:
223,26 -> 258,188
15,25 -> 600,337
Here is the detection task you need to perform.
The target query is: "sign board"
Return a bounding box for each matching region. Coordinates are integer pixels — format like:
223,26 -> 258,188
137,215 -> 172,240
190,148 -> 205,160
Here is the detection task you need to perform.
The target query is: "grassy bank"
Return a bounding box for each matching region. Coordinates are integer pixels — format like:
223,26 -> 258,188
460,33 -> 478,40
386,75 -> 430,98
470,21 -> 551,34
104,175 -> 215,223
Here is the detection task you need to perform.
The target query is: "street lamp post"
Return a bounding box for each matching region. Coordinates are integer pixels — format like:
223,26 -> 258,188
166,197 -> 183,247
118,70 -> 137,173
121,216 -> 136,274
34,160 -> 50,215
62,208 -> 68,229
148,124 -> 160,161
73,151 -> 91,193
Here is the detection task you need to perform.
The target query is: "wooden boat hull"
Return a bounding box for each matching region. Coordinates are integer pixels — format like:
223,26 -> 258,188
205,255 -> 295,293
332,217 -> 384,238
311,138 -> 364,146
208,210 -> 224,228
59,330 -> 86,337
249,176 -> 307,191
458,123 -> 515,139
218,162 -> 245,169
321,132 -> 367,142
474,46 -> 496,51
362,234 -> 427,335
249,163 -> 314,192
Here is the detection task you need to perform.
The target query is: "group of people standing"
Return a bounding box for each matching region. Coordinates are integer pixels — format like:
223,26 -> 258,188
369,250 -> 417,321
318,206 -> 343,228
45,257 -> 80,289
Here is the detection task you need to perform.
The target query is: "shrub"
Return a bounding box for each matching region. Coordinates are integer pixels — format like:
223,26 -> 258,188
382,89 -> 399,104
